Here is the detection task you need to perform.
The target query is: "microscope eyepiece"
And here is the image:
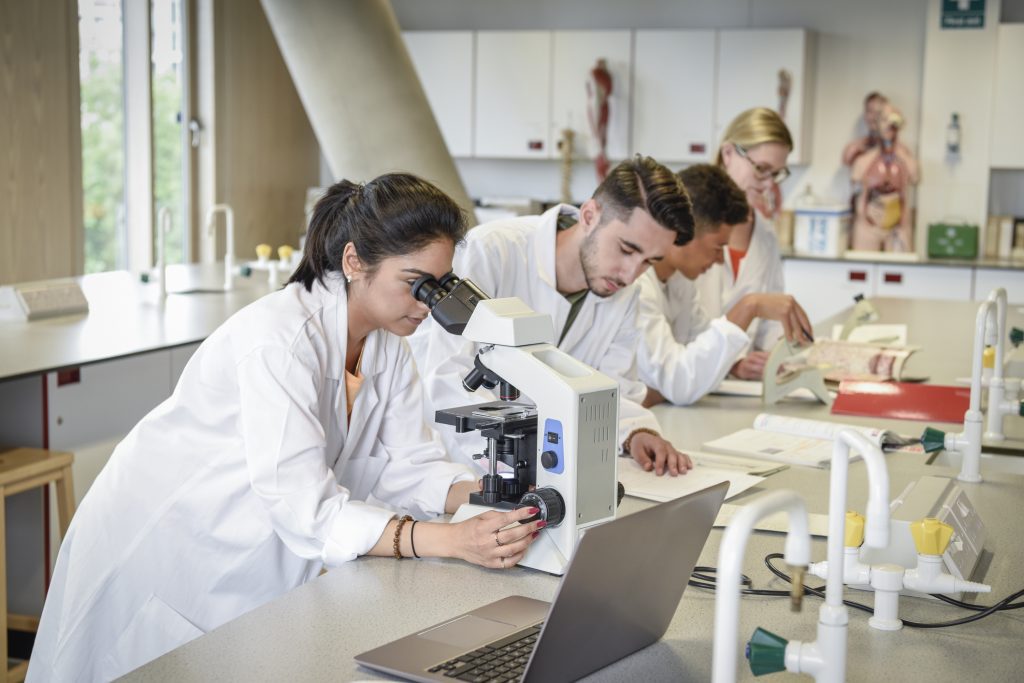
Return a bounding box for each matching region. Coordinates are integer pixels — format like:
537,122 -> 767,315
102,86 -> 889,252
411,273 -> 448,310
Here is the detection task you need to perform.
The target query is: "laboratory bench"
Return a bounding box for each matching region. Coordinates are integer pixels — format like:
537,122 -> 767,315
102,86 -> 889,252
0,264 -> 279,617
124,297 -> 1024,681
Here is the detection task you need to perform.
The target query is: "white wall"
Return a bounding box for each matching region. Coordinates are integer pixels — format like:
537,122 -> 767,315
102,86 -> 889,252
392,0 -> 928,209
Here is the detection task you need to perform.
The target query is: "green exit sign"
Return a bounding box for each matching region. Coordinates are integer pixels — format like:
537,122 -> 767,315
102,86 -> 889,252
942,0 -> 985,29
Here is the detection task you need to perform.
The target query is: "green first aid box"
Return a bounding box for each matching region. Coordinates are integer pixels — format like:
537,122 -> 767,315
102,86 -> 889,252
927,223 -> 978,259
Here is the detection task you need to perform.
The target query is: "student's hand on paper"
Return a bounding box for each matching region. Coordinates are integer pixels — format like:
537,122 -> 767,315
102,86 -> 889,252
731,351 -> 769,380
629,432 -> 693,477
450,507 -> 545,570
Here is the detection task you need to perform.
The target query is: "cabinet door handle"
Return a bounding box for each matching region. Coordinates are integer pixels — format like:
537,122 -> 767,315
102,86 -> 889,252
883,272 -> 903,284
57,367 -> 81,386
848,270 -> 867,282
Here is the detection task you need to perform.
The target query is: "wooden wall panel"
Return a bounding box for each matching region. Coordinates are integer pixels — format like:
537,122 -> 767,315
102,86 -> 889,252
202,0 -> 319,264
0,0 -> 83,285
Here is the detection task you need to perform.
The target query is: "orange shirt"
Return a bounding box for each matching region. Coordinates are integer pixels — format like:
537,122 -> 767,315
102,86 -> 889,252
729,247 -> 748,281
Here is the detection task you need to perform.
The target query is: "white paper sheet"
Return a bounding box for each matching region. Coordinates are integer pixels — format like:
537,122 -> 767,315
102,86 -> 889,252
618,458 -> 764,503
711,379 -> 825,401
713,503 -> 830,537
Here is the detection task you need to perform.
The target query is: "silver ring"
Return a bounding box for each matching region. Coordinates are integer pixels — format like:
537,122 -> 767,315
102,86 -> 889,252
495,532 -> 503,547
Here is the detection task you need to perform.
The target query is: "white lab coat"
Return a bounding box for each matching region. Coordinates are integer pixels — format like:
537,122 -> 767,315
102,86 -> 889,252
413,204 -> 661,467
635,269 -> 750,405
28,274 -> 474,682
695,213 -> 785,350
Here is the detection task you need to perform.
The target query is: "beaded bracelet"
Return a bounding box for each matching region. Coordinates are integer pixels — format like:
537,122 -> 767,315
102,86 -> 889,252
393,514 -> 413,559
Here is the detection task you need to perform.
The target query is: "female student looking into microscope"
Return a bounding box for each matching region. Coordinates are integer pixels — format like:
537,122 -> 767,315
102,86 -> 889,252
695,107 -> 798,379
28,174 -> 543,682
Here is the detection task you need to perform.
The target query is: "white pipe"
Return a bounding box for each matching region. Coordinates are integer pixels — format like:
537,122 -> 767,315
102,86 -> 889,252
947,300 -> 994,482
156,207 -> 172,299
786,430 -> 890,683
985,288 -> 1015,441
205,204 -> 235,291
712,490 -> 811,683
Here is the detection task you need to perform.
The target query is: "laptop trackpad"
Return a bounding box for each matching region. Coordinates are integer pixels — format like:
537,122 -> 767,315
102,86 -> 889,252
417,614 -> 515,649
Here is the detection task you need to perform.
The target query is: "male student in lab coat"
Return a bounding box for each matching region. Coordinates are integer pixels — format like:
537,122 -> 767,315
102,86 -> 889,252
416,156 -> 695,477
636,164 -> 813,408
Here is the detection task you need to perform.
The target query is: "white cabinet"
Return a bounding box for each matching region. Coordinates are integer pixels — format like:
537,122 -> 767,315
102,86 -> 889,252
785,258 -> 979,324
873,263 -> 973,301
974,267 -> 1024,303
632,30 -> 716,163
170,341 -> 201,387
990,25 -> 1024,169
784,259 -> 875,324
550,31 -> 631,162
403,31 -> 475,158
47,351 -> 173,450
716,29 -> 813,164
474,31 -> 552,158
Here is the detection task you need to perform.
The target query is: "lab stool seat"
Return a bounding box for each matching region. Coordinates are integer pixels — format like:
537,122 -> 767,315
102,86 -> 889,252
0,449 -> 75,683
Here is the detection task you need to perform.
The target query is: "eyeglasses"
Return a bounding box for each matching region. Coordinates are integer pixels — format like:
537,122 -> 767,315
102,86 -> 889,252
734,144 -> 790,185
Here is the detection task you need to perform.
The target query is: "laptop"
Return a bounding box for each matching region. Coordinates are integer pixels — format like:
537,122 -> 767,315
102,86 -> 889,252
355,481 -> 727,683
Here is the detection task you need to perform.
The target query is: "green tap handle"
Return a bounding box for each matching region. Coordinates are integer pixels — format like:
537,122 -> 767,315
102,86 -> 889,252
921,427 -> 947,454
746,627 -> 788,676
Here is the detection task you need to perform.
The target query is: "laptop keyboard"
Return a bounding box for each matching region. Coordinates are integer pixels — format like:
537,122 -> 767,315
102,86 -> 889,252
427,623 -> 543,682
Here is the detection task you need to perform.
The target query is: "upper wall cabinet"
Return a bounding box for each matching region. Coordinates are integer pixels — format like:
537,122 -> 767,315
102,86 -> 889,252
403,31 -> 475,157
633,30 -> 717,163
475,31 -> 552,158
550,31 -> 632,161
990,24 -> 1024,169
716,29 -> 813,164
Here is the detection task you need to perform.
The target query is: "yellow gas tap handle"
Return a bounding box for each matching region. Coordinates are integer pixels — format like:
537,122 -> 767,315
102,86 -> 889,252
844,511 -> 865,548
278,245 -> 294,263
910,518 -> 954,556
255,244 -> 272,260
982,346 -> 995,369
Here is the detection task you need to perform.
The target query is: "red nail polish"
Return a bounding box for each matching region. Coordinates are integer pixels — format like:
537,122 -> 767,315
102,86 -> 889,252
529,506 -> 540,514
532,531 -> 539,538
537,520 -> 547,529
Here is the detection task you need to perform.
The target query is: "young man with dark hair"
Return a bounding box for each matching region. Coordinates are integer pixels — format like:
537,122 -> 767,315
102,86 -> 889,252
416,156 -> 696,476
637,164 -> 812,407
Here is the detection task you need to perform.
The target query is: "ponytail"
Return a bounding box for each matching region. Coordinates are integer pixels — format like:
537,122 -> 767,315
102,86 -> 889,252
289,173 -> 467,292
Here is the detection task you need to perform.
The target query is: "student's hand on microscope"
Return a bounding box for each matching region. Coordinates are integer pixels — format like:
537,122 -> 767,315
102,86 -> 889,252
629,432 -> 693,477
450,506 -> 545,570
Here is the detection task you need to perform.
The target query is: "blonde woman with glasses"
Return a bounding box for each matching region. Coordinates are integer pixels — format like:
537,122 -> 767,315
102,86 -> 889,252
695,107 -> 801,380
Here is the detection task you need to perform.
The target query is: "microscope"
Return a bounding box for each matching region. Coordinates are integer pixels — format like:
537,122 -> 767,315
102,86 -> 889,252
413,272 -> 620,575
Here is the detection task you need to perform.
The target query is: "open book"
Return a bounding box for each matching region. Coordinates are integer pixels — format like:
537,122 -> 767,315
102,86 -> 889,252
702,413 -> 919,468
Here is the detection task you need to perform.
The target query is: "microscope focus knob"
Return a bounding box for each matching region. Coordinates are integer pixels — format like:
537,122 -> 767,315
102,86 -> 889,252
541,450 -> 558,470
516,488 -> 565,528
910,517 -> 954,556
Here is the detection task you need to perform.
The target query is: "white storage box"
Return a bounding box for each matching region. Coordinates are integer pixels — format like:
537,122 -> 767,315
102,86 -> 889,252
793,204 -> 852,257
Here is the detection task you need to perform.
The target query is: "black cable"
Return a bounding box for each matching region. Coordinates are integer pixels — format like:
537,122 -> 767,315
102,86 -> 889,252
762,553 -> 1024,628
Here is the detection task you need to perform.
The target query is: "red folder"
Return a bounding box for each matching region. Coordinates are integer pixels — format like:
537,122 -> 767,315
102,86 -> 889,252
832,381 -> 971,424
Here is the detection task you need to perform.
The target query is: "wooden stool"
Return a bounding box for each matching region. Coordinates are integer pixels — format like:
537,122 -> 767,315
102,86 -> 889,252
0,449 -> 75,683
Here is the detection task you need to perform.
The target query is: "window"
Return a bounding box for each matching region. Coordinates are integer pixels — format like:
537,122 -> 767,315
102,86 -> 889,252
79,0 -> 126,273
78,0 -> 190,274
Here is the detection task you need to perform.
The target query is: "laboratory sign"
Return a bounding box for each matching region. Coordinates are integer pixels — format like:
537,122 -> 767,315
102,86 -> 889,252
942,0 -> 985,29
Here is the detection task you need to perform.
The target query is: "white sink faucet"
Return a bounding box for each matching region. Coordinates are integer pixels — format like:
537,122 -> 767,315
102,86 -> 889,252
985,288 -> 1023,441
205,204 -> 235,291
712,489 -> 811,683
156,207 -> 173,299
